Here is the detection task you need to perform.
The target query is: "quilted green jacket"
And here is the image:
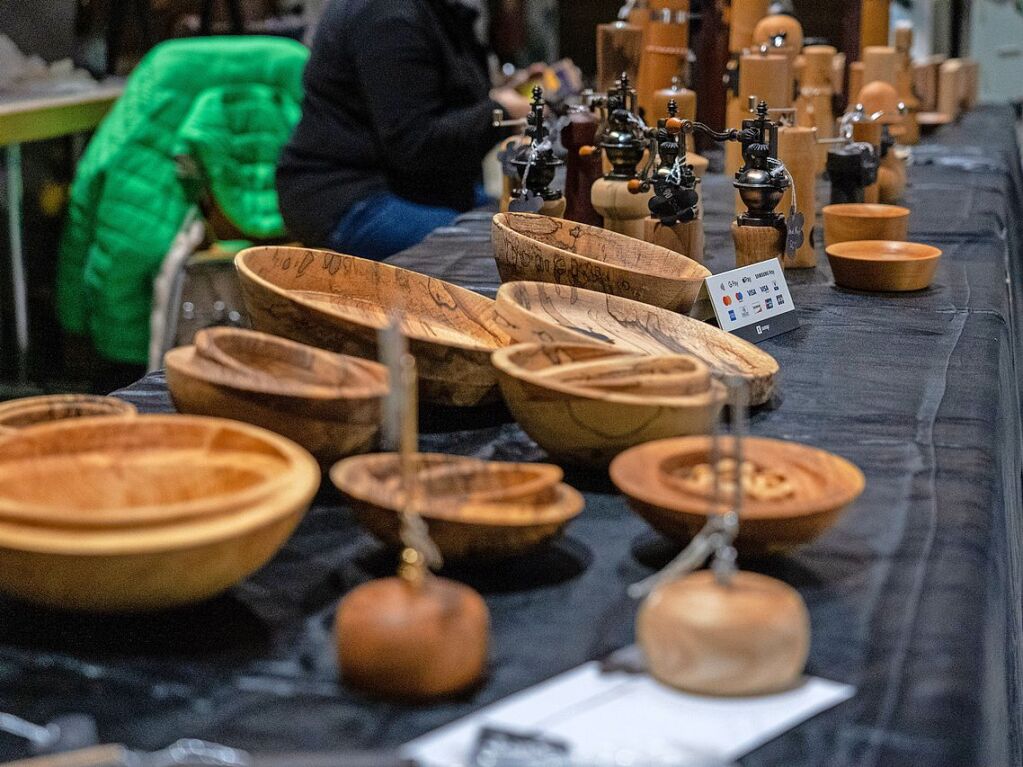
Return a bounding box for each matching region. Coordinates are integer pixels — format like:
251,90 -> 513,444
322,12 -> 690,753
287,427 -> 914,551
57,36 -> 307,364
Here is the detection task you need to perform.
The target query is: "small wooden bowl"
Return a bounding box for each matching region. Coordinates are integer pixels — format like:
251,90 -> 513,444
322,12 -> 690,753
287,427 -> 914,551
330,453 -> 584,561
610,436 -> 864,554
826,240 -> 942,292
822,203 -> 909,248
0,395 -> 136,431
166,328 -> 388,465
0,415 -> 319,611
236,246 -> 513,407
491,213 -> 710,313
494,282 -> 779,406
492,343 -> 726,467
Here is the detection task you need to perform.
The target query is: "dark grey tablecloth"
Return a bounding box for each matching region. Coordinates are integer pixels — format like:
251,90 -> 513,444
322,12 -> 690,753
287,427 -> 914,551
0,107 -> 1020,767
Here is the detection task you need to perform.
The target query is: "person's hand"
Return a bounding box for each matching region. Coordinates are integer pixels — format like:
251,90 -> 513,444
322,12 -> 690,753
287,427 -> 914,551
490,87 -> 531,120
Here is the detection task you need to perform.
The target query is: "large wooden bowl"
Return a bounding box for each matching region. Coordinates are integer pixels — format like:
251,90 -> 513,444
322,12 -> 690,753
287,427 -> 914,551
610,436 -> 864,554
492,213 -> 711,313
0,415 -> 319,611
166,328 -> 388,465
493,282 -> 779,405
822,203 -> 909,247
235,246 -> 513,407
826,240 -> 942,292
330,453 -> 584,561
0,395 -> 136,431
492,343 -> 726,467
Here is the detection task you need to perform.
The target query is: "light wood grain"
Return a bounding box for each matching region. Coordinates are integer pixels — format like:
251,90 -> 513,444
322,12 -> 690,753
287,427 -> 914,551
0,395 -> 136,431
494,281 -> 779,405
644,218 -> 705,264
590,178 -> 653,239
778,125 -> 818,268
826,239 -> 941,292
751,14 -> 803,67
236,246 -> 513,407
862,46 -> 898,86
732,222 -> 785,269
823,203 -> 909,247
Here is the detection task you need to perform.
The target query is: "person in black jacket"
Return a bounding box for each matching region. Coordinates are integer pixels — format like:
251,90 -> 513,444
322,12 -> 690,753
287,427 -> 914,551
276,0 -> 530,258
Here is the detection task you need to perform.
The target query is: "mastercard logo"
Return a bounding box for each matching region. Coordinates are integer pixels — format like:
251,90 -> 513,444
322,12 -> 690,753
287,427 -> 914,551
722,295 -> 732,307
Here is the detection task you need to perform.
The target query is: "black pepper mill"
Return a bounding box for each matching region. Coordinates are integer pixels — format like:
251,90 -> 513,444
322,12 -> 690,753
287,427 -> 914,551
503,86 -> 565,216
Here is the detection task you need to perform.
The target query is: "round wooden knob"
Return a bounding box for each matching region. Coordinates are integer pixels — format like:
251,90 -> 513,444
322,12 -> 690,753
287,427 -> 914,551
579,145 -> 598,157
335,575 -> 489,700
638,570 -> 810,696
626,179 -> 644,194
665,117 -> 684,134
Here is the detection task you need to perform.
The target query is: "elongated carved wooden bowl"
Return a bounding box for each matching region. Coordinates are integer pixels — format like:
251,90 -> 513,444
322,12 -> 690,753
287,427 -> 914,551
493,282 -> 779,405
236,246 -> 513,407
0,415 -> 319,611
610,436 -> 864,554
492,213 -> 711,312
492,343 -> 726,467
0,395 -> 136,431
166,328 -> 388,465
330,453 -> 584,561
826,240 -> 942,292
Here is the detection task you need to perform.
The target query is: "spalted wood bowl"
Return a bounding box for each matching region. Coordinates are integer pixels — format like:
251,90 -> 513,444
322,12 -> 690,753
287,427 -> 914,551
0,395 -> 136,431
610,436 -> 864,554
492,343 -> 726,468
493,282 -> 779,406
166,328 -> 388,465
236,246 -> 513,407
492,213 -> 711,313
0,415 -> 319,611
330,453 -> 584,561
822,203 -> 909,248
826,240 -> 942,292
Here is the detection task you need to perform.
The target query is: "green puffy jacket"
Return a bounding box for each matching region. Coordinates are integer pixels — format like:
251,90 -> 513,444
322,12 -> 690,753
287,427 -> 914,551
58,36 -> 307,364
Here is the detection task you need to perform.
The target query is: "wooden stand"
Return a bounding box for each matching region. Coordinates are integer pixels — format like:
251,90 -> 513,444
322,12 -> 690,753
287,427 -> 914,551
913,55 -> 946,112
732,222 -> 785,268
597,22 -> 644,94
591,178 -> 653,239
778,125 -> 818,269
848,62 -> 864,106
645,217 -> 705,263
561,112 -> 604,227
798,45 -> 837,169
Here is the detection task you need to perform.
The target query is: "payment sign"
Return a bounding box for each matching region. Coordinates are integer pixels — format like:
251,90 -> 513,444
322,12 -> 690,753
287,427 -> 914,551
705,258 -> 799,343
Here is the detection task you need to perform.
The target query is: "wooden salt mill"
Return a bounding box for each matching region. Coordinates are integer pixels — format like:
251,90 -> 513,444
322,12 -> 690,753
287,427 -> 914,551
561,103 -> 604,226
636,2 -> 690,119
633,383 -> 810,697
857,81 -> 906,203
893,25 -> 921,145
725,48 -> 791,188
798,44 -> 837,169
777,117 -> 818,269
597,21 -> 644,94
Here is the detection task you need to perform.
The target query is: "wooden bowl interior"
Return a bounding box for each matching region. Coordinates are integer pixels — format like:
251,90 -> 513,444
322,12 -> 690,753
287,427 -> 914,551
822,204 -> 910,222
826,240 -> 942,263
0,396 -> 136,430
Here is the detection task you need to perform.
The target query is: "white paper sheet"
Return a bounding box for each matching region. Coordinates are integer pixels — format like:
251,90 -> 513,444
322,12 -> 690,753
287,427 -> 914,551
405,661 -> 854,767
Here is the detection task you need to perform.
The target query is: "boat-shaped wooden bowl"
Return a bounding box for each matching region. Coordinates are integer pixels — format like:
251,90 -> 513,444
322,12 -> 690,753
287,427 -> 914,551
0,395 -> 136,431
0,415 -> 319,611
917,111 -> 952,134
822,203 -> 909,248
610,436 -> 864,554
492,213 -> 711,313
826,240 -> 942,292
493,282 -> 779,405
492,343 -> 727,467
236,246 -> 513,407
166,328 -> 388,464
330,453 -> 584,561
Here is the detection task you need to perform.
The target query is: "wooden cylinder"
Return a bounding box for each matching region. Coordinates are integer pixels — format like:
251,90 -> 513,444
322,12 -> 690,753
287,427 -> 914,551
645,217 -> 705,263
597,22 -> 644,94
538,196 -> 567,218
851,122 -> 883,203
960,59 -> 980,110
732,222 -> 786,268
860,0 -> 890,53
848,62 -> 864,105
878,152 -> 906,204
862,46 -> 898,86
913,55 -> 945,113
591,178 -> 653,240
832,52 -> 846,96
726,52 -> 790,181
561,112 -> 603,227
778,126 -> 817,269
729,0 -> 770,53
799,45 -> 836,167
637,14 -> 690,118
938,59 -> 964,120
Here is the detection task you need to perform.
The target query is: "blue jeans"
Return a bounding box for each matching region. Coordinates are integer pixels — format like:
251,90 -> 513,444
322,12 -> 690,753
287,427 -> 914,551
327,193 -> 460,260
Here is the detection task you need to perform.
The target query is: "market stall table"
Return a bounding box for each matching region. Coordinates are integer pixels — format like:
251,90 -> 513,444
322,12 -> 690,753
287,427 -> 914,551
0,106 -> 1020,767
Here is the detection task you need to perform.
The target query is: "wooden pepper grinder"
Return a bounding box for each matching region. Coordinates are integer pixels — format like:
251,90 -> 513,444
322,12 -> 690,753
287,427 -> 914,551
798,44 -> 837,169
725,49 -> 790,192
857,80 -> 906,203
597,21 -> 644,94
860,0 -> 891,53
651,78 -> 709,204
506,86 -> 565,217
722,0 -> 770,162
636,3 -> 690,119
893,25 -> 921,145
561,102 -> 604,226
777,119 -> 818,269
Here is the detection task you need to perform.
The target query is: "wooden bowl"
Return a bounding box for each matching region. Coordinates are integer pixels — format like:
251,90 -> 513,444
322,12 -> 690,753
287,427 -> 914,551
491,343 -> 726,467
826,240 -> 942,292
610,436 -> 864,554
0,415 -> 319,611
330,453 -> 584,561
822,203 -> 909,247
493,282 -> 779,406
236,246 -> 513,407
491,213 -> 710,313
0,395 -> 136,431
166,328 -> 388,465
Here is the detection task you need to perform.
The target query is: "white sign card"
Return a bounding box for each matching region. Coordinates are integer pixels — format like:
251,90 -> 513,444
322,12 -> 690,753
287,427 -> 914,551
705,258 -> 799,343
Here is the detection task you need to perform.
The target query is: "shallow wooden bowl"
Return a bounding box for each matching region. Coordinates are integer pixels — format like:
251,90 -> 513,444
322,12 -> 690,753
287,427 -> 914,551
493,282 -> 779,405
0,415 -> 319,611
822,203 -> 909,248
611,436 -> 864,554
492,213 -> 711,313
492,343 -> 726,467
826,240 -> 942,292
330,453 -> 584,561
166,328 -> 388,464
0,395 -> 136,431
236,246 -> 513,407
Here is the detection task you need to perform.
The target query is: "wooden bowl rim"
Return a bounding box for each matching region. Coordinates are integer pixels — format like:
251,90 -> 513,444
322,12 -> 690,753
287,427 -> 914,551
0,395 -> 137,428
235,245 -> 511,353
917,111 -> 953,126
493,212 -> 711,282
0,415 -> 319,534
821,203 -> 910,220
825,240 -> 943,262
610,435 -> 865,521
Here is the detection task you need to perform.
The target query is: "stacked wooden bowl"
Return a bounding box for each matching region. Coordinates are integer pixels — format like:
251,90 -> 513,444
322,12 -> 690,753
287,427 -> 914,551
331,453 -> 583,561
492,343 -> 727,467
0,395 -> 136,432
236,246 -> 513,407
166,328 -> 388,465
826,241 -> 942,292
0,415 -> 319,611
492,213 -> 711,313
